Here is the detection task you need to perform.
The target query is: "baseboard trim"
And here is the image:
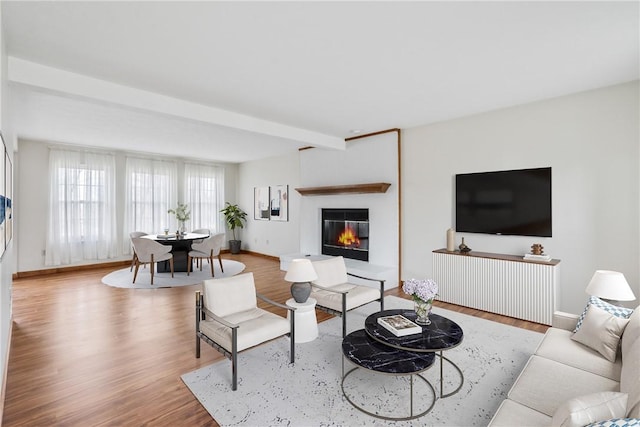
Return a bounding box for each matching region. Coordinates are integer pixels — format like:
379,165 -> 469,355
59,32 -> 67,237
11,250 -> 273,279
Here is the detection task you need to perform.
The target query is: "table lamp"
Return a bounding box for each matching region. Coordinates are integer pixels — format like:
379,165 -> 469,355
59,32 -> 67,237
284,259 -> 318,303
585,270 -> 636,305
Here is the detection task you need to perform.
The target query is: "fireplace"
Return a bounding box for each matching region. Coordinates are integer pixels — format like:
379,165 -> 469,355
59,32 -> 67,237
321,208 -> 369,262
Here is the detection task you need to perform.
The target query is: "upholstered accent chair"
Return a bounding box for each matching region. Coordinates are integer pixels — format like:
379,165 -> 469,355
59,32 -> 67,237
130,237 -> 173,285
129,231 -> 148,271
196,272 -> 295,390
187,233 -> 225,277
310,256 -> 385,337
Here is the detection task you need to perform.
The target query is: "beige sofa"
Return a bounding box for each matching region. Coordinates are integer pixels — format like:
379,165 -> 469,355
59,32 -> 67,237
489,301 -> 639,427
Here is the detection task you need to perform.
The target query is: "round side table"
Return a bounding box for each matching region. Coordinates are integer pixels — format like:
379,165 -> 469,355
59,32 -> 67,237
286,298 -> 319,343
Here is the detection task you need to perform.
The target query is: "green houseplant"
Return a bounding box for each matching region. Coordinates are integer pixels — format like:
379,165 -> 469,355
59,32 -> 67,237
220,202 -> 247,254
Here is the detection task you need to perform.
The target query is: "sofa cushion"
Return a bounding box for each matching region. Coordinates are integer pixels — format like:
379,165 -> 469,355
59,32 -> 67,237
575,296 -> 634,333
551,391 -> 628,427
487,399 -> 551,427
571,304 -> 630,362
535,328 -> 621,381
508,355 -> 620,417
584,419 -> 640,427
621,307 -> 640,361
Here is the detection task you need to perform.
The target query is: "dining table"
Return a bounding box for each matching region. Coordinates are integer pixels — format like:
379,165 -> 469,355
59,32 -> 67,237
142,232 -> 209,272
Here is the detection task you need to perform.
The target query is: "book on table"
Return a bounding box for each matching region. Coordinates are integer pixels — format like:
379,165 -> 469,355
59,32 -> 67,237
377,314 -> 422,337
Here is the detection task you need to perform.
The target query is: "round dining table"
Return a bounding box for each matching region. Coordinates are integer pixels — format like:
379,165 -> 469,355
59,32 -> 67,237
141,232 -> 209,272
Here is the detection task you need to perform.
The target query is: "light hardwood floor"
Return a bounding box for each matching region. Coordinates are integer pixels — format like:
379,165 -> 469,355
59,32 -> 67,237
2,253 -> 548,426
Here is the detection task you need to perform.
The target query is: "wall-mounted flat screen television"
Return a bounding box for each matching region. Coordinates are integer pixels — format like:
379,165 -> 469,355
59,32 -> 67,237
455,167 -> 552,237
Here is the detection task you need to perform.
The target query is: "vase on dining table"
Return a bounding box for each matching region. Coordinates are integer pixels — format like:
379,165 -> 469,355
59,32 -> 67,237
414,298 -> 433,325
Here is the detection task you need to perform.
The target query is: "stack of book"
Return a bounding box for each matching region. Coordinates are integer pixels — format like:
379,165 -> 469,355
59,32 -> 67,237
377,314 -> 422,337
523,253 -> 551,262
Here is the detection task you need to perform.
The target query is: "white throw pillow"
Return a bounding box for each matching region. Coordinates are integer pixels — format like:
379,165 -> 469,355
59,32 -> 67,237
571,304 -> 630,362
551,392 -> 629,427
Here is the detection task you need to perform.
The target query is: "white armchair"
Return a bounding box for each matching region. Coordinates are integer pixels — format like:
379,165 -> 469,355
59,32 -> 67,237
310,256 -> 385,337
196,272 -> 295,390
187,233 -> 225,277
131,237 -> 173,285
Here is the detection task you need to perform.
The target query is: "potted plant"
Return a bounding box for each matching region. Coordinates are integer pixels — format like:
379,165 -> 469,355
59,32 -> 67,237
220,202 -> 247,254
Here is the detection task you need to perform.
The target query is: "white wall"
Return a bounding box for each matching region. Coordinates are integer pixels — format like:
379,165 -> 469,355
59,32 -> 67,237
299,132 -> 399,286
16,139 -> 238,272
0,6 -> 16,408
403,81 -> 640,314
238,151 -> 301,256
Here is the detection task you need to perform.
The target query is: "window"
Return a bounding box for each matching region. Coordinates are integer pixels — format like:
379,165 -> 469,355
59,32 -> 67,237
184,162 -> 225,233
45,149 -> 117,265
123,158 -> 177,253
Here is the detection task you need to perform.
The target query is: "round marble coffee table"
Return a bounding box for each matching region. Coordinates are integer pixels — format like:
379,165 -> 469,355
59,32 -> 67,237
365,309 -> 464,398
341,329 -> 437,421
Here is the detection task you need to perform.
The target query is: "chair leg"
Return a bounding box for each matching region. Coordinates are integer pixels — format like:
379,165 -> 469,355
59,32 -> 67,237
133,260 -> 141,283
130,253 -> 138,272
187,255 -> 192,276
342,294 -> 347,338
150,254 -> 155,285
209,256 -> 214,277
231,327 -> 238,391
169,258 -> 174,278
218,255 -> 224,273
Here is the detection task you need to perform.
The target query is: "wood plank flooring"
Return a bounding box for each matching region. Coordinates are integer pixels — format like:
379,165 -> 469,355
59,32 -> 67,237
2,253 -> 548,426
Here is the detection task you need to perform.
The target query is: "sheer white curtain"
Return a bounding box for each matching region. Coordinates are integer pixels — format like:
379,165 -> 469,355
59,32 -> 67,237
123,157 -> 177,254
184,162 -> 225,233
45,149 -> 117,265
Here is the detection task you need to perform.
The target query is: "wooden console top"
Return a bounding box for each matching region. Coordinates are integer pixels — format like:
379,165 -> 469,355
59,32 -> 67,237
433,248 -> 561,266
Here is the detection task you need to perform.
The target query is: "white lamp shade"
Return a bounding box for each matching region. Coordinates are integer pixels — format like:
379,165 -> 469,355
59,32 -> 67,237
585,270 -> 636,301
284,259 -> 318,282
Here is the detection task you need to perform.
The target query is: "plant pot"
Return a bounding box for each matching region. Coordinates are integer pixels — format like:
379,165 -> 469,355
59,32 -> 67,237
229,240 -> 242,254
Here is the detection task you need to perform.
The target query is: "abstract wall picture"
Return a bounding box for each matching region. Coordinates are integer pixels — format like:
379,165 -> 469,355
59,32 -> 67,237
269,185 -> 288,222
0,133 -> 6,258
5,148 -> 12,248
254,186 -> 270,220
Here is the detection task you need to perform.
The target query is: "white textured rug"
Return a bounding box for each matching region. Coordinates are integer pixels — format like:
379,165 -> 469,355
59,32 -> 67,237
101,259 -> 245,288
181,296 -> 543,426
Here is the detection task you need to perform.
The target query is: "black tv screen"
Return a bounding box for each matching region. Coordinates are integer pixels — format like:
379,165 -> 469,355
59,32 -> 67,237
455,167 -> 552,237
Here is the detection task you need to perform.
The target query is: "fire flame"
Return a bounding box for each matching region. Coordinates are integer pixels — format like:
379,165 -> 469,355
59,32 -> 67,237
338,226 -> 360,247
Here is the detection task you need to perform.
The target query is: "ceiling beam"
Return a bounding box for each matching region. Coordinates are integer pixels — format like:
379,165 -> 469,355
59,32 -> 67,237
8,57 -> 345,150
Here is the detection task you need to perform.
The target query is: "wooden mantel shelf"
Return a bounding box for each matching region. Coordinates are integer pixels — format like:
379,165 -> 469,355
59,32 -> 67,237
295,182 -> 391,196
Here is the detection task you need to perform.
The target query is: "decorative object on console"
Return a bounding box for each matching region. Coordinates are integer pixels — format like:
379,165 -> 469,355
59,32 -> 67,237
285,258 -> 318,303
168,203 -> 190,234
531,243 -> 544,255
403,278 -> 438,325
458,237 -> 471,253
446,228 -> 455,251
585,270 -> 636,304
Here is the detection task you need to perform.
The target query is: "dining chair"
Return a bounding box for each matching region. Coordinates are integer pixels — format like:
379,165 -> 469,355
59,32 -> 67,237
187,233 -> 225,277
131,237 -> 174,285
195,272 -> 295,390
129,231 -> 148,271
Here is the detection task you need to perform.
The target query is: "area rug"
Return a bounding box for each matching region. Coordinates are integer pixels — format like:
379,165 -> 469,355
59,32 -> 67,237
181,295 -> 544,426
101,259 -> 245,288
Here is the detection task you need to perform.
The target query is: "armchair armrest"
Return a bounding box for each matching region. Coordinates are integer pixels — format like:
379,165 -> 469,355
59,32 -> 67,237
347,272 -> 385,287
257,293 -> 296,313
552,311 -> 579,331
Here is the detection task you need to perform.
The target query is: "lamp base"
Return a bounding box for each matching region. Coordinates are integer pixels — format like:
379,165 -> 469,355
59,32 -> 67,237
291,281 -> 311,303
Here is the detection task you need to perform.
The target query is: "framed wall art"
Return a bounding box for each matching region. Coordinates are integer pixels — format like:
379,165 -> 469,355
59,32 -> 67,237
269,185 -> 288,222
254,186 -> 270,220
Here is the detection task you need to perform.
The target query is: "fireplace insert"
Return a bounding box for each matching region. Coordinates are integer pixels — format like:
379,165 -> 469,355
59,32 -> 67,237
321,208 -> 369,262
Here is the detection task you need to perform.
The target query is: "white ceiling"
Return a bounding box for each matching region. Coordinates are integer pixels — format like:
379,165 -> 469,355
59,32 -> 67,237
3,1 -> 639,163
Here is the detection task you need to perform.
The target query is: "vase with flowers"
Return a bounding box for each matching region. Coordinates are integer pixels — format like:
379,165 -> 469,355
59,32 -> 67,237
168,203 -> 190,235
403,278 -> 438,325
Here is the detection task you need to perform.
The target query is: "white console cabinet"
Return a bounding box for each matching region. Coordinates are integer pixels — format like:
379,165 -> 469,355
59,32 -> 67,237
432,249 -> 560,325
